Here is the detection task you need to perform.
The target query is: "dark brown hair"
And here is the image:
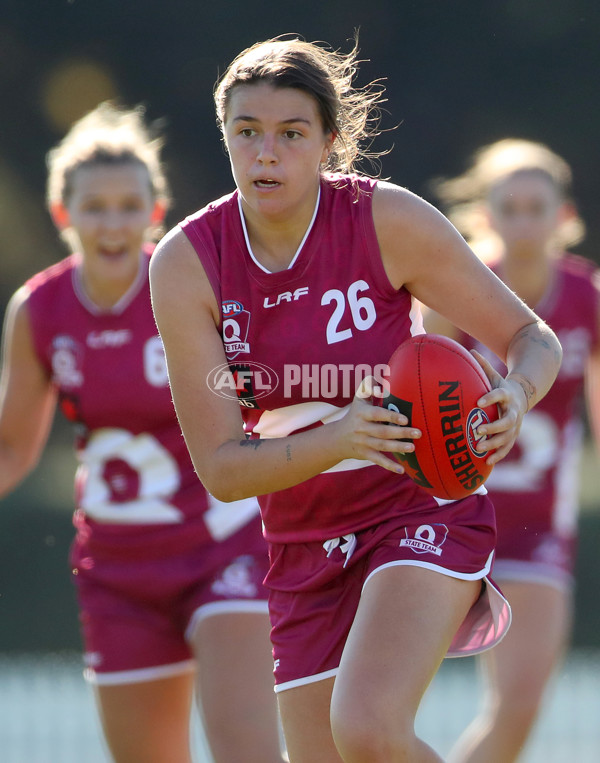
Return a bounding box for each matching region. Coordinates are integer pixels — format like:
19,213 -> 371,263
214,35 -> 387,174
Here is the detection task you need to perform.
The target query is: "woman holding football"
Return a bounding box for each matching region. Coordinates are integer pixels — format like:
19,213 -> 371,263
151,36 -> 562,762
425,138 -> 600,763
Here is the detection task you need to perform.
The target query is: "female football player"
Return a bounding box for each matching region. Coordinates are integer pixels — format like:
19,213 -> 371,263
150,37 -> 562,762
0,102 -> 283,763
425,138 -> 600,762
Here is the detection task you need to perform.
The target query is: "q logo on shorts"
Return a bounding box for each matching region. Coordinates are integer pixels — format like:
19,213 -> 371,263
399,523 -> 448,556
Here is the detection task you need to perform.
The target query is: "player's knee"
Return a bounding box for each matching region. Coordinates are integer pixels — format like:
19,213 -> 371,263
331,699 -> 416,762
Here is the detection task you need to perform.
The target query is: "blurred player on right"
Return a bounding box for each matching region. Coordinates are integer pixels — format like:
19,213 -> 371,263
425,138 -> 600,762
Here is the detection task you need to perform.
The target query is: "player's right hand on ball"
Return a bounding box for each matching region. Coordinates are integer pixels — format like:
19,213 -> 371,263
335,376 -> 421,473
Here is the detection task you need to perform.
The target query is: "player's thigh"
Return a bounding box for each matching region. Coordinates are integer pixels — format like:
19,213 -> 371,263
95,673 -> 195,763
191,609 -> 275,715
191,610 -> 283,761
277,676 -> 342,763
332,564 -> 480,726
483,580 -> 572,696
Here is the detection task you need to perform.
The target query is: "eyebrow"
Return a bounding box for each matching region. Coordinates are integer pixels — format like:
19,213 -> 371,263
79,192 -> 145,202
232,115 -> 313,126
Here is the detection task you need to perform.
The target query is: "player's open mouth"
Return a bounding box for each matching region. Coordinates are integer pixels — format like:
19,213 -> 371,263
98,246 -> 128,258
254,179 -> 280,188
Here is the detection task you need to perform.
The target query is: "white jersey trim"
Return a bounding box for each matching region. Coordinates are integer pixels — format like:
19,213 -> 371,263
72,251 -> 147,315
252,400 -> 378,473
238,187 -> 320,274
432,484 -> 488,507
204,494 -> 261,541
409,297 -> 426,336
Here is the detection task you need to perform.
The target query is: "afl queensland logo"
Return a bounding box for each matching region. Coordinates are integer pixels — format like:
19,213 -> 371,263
51,335 -> 83,388
222,300 -> 251,359
466,408 -> 491,458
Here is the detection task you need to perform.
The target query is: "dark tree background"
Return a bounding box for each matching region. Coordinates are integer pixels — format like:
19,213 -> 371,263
1,0 -> 599,305
1,1 -> 599,650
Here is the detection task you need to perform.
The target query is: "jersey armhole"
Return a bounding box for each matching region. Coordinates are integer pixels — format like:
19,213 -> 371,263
21,287 -> 54,377
359,179 -> 404,298
179,220 -> 223,331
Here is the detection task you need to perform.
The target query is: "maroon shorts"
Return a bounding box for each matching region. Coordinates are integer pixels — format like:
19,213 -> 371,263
493,522 -> 577,590
266,495 -> 511,692
71,515 -> 270,685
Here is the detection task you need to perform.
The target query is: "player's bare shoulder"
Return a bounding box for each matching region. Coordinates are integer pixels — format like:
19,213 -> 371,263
4,285 -> 34,337
150,223 -> 218,323
372,180 -> 457,289
150,224 -> 196,279
373,180 -> 455,240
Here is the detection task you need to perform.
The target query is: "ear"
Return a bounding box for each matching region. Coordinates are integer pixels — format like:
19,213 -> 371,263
558,200 -> 578,226
50,202 -> 71,231
476,200 -> 490,222
320,131 -> 336,165
473,202 -> 496,235
150,200 -> 167,226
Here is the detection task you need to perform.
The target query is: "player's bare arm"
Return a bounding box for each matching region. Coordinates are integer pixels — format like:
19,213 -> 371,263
150,233 -> 415,502
0,289 -> 57,495
585,285 -> 600,448
372,181 -> 562,463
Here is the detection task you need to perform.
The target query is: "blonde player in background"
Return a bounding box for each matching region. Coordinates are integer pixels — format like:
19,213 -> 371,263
425,138 -> 600,762
0,102 -> 284,763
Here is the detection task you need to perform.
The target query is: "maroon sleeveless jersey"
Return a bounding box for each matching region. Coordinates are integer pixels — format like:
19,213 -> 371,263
25,248 -> 260,551
460,254 -> 599,542
181,174 -> 449,543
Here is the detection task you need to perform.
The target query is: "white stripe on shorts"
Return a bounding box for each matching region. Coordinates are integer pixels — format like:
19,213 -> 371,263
85,658 -> 196,686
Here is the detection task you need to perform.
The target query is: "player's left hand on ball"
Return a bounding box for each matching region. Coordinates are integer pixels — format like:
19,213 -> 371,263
470,350 -> 526,465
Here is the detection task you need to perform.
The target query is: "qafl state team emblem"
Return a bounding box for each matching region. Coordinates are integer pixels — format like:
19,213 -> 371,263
222,300 -> 251,359
399,523 -> 448,557
51,335 -> 83,388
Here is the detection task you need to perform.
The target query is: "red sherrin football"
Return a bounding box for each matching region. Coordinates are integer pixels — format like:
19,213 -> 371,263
381,334 -> 498,500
